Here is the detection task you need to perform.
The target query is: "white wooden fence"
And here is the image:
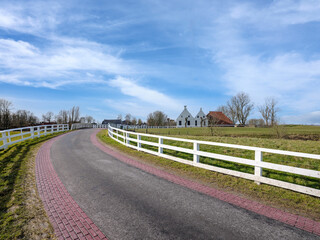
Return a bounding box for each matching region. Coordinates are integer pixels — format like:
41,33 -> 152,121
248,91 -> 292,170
0,124 -> 69,150
108,125 -> 320,197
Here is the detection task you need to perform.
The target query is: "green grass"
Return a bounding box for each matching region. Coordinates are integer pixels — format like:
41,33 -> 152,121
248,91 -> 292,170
136,125 -> 320,140
0,131 -> 68,239
98,129 -> 320,221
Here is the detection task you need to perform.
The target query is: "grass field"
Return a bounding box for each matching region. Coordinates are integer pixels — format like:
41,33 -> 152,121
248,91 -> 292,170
135,125 -> 320,140
0,131 -> 68,239
98,129 -> 320,221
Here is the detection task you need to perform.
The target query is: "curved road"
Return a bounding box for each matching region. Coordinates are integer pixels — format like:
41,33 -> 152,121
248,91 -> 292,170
50,129 -> 318,240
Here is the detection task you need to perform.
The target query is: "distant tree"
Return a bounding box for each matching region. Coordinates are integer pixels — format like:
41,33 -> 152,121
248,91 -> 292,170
117,114 -> 122,121
0,99 -> 12,129
138,118 -> 143,125
85,115 -> 93,123
42,111 -> 54,123
154,111 -> 167,126
248,118 -> 265,127
207,114 -> 222,136
68,106 -> 80,123
125,113 -> 131,125
147,113 -> 155,126
131,117 -> 137,125
259,98 -> 279,126
147,111 -> 167,126
230,92 -> 254,125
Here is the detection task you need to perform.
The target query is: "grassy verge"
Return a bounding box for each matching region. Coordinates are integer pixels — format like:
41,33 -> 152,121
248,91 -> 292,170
0,132 -> 68,240
97,130 -> 320,221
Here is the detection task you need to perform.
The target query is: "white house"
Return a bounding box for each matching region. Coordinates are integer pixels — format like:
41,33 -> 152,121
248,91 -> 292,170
176,106 -> 195,127
194,107 -> 208,127
176,106 -> 209,128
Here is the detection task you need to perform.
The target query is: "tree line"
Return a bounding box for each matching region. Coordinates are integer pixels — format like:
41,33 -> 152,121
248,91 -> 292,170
118,111 -> 176,127
0,98 -> 94,130
217,92 -> 279,127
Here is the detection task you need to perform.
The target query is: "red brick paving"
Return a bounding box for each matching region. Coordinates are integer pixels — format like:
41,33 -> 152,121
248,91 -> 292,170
36,133 -> 108,240
91,130 -> 320,236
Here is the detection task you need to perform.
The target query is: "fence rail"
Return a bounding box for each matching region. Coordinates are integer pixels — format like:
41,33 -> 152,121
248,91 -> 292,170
0,124 -> 69,150
108,125 -> 320,197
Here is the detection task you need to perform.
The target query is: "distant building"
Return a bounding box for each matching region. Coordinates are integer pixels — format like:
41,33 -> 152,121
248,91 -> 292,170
102,119 -> 122,125
176,106 -> 195,127
176,106 -> 233,127
207,111 -> 233,125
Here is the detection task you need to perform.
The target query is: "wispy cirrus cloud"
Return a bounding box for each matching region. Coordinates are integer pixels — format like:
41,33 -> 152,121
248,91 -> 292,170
197,0 -> 320,114
0,38 -> 135,88
109,76 -> 181,110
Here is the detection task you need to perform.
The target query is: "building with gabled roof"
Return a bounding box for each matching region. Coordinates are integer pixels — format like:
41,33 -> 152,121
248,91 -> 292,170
176,106 -> 195,128
176,107 -> 234,127
207,111 -> 233,125
194,107 -> 208,127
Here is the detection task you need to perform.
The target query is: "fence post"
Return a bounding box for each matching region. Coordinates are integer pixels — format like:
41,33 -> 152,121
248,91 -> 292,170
126,132 -> 130,145
158,137 -> 163,154
2,131 -> 8,149
254,150 -> 263,184
31,127 -> 34,139
138,135 -> 141,150
193,142 -> 199,164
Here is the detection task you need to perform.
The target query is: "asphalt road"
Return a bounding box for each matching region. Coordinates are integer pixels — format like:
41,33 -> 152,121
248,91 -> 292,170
50,129 -> 318,240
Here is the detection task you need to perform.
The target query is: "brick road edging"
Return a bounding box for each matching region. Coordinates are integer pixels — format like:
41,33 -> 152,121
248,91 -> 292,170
36,133 -> 108,240
92,130 -> 320,236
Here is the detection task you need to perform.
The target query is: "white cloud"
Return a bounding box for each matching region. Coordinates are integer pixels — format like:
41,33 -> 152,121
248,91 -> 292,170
197,0 -> 320,115
0,38 -> 135,88
230,0 -> 320,27
282,111 -> 320,125
109,76 -> 181,110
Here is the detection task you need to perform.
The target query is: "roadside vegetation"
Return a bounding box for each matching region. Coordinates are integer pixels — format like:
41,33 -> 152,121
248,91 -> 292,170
0,132 -> 67,240
97,129 -> 320,221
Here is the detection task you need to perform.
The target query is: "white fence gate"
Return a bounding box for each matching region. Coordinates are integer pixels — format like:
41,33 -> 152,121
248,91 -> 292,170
108,125 -> 320,197
0,124 -> 69,150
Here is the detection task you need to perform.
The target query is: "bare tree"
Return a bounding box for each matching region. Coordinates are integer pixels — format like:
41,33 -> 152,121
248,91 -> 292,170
207,114 -> 222,136
147,111 -> 167,126
42,111 -> 54,123
226,101 -> 237,124
0,99 -> 12,129
117,114 -> 122,121
154,111 -> 167,126
125,113 -> 131,125
248,118 -> 265,127
259,98 -> 279,126
131,117 -> 137,125
85,115 -> 93,123
217,105 -> 235,124
269,98 -> 278,126
147,113 -> 155,126
230,92 -> 254,125
69,106 -> 80,123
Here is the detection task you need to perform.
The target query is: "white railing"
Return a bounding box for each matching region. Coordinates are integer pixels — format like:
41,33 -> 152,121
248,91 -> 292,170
0,124 -> 69,150
71,123 -> 109,129
108,125 -> 320,197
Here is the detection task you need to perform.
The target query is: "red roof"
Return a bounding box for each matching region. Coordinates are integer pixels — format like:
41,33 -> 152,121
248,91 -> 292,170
207,111 -> 233,125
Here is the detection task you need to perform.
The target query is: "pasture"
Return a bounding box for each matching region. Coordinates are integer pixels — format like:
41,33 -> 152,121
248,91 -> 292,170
136,125 -> 320,140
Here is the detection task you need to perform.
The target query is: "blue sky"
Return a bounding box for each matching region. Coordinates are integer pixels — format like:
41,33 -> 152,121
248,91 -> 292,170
1,0 -> 320,124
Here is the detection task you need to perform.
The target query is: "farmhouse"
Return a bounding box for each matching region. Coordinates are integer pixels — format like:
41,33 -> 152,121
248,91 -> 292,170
176,106 -> 233,127
102,119 -> 122,125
